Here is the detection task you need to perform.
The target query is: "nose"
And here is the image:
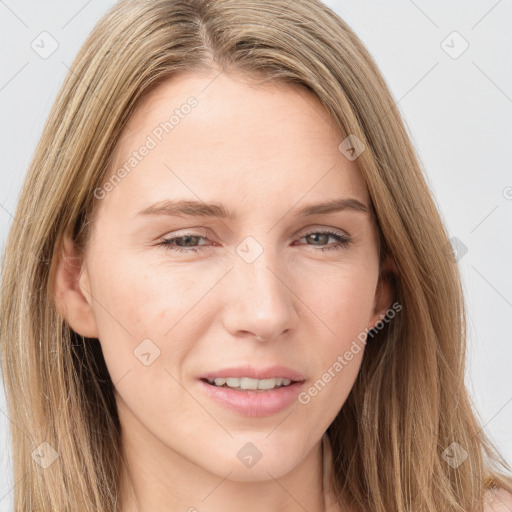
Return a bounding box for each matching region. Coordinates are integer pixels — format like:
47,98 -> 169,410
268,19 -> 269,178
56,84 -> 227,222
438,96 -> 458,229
221,246 -> 299,342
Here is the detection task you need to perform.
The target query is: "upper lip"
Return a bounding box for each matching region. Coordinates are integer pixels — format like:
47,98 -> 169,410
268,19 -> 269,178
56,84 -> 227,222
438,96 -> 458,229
200,365 -> 305,382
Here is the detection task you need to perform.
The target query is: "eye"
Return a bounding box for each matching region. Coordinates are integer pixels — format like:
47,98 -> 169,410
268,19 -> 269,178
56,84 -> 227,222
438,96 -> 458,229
295,229 -> 352,252
159,232 -> 210,253
157,228 -> 352,253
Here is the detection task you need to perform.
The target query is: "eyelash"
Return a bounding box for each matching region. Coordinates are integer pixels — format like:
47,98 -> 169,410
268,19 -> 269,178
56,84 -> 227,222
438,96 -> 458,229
158,229 -> 352,253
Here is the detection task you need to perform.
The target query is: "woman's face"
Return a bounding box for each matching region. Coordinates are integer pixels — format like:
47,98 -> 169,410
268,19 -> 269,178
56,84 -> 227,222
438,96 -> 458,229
58,71 -> 391,482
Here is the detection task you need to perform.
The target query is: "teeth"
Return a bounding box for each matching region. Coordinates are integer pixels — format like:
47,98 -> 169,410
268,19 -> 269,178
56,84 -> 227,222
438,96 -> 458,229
208,377 -> 293,390
240,377 -> 259,390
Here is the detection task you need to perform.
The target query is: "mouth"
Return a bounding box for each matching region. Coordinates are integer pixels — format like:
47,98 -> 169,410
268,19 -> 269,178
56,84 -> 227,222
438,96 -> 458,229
201,376 -> 296,391
198,365 -> 306,417
198,376 -> 305,418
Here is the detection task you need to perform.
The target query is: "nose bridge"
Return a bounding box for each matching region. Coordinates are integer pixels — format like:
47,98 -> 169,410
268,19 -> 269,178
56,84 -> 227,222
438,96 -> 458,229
223,237 -> 298,340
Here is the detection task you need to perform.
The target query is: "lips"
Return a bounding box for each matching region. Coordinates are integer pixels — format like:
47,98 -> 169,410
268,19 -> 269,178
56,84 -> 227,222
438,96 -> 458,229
198,365 -> 306,417
199,364 -> 305,382
198,379 -> 304,417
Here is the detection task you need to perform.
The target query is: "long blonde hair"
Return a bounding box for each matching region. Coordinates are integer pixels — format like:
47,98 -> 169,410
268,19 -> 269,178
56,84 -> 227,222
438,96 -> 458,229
1,0 -> 510,510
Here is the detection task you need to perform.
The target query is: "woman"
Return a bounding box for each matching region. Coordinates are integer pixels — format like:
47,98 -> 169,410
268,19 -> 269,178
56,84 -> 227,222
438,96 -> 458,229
1,0 -> 511,510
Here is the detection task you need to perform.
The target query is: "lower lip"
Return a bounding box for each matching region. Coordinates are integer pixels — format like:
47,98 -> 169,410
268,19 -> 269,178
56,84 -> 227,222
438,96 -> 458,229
198,379 -> 305,418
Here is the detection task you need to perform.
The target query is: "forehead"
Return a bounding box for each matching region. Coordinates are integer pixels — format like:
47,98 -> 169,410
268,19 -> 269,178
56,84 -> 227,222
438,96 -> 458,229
97,71 -> 368,221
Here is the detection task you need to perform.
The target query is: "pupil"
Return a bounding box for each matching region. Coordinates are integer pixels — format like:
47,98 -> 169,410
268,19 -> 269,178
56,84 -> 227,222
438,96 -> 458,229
308,233 -> 328,245
179,235 -> 197,247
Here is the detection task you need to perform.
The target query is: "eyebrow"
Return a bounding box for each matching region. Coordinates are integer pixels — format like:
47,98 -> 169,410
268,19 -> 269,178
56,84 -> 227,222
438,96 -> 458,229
135,197 -> 369,220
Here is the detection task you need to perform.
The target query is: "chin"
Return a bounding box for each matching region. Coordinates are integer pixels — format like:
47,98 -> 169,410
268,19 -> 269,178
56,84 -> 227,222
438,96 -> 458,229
219,457 -> 298,482
198,435 -> 304,481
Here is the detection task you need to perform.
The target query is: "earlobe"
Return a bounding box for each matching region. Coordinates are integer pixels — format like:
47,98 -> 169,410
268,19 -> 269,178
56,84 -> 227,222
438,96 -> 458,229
53,233 -> 99,339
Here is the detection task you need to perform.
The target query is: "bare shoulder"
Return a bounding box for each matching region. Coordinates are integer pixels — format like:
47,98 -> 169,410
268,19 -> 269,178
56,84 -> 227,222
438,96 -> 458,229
483,487 -> 512,511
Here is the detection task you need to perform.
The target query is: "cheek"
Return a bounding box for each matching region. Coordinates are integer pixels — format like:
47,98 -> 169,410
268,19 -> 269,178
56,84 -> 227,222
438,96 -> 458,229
96,246 -> 209,317
85,255 -> 213,434
294,265 -> 377,415
304,262 -> 378,343
86,253 -> 214,382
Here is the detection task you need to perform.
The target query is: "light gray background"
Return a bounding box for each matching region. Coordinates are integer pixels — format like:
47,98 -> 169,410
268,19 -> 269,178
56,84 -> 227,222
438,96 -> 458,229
1,0 -> 511,508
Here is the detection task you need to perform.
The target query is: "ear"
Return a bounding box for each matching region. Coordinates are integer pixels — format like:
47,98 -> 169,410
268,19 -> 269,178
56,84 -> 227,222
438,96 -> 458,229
53,232 -> 99,338
368,255 -> 397,330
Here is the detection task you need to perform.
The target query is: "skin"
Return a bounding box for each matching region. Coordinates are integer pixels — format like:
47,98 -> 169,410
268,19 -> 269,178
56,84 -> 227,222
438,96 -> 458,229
54,70 -> 395,512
